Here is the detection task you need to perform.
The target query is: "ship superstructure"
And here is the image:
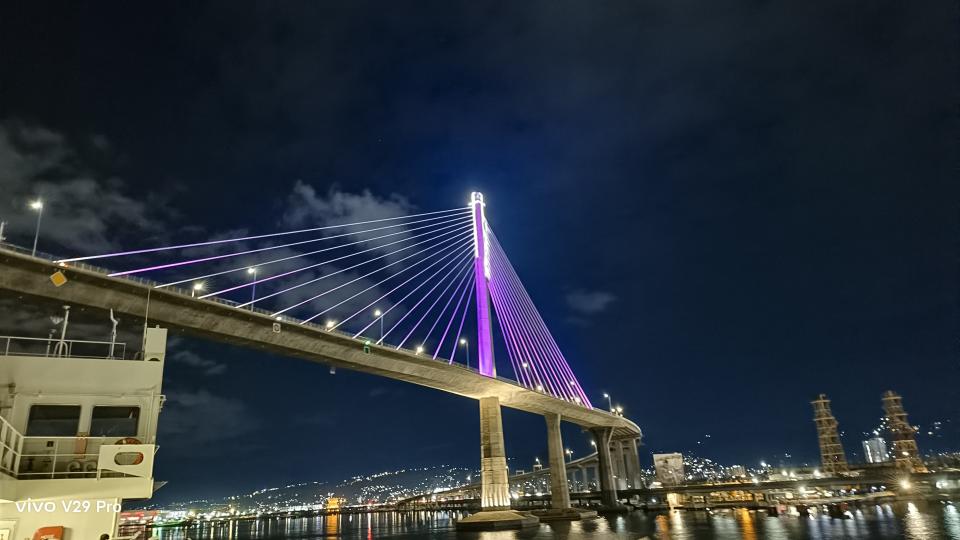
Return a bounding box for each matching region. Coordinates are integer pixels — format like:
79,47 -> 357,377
0,307 -> 166,539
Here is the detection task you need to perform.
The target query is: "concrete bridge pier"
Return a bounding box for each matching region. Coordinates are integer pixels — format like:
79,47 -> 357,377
529,413 -> 596,522
545,412 -> 571,509
457,396 -> 538,530
590,426 -> 623,510
479,396 -> 511,509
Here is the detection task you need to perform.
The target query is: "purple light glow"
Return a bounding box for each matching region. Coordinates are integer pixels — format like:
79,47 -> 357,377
487,274 -> 536,389
470,192 -> 496,377
490,233 -> 592,407
489,250 -> 564,397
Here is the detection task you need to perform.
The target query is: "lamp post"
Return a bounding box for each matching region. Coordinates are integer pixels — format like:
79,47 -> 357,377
373,309 -> 383,342
602,392 -> 613,412
460,337 -> 470,368
247,267 -> 258,310
565,448 -> 573,462
191,282 -> 204,298
615,405 -> 623,416
29,199 -> 43,256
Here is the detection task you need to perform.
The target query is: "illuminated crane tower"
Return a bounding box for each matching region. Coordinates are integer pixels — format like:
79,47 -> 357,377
881,390 -> 928,473
811,394 -> 849,475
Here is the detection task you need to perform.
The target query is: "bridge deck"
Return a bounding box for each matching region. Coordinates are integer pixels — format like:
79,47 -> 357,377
0,247 -> 641,439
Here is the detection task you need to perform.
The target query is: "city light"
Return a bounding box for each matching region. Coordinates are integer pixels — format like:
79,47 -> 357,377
29,200 -> 43,210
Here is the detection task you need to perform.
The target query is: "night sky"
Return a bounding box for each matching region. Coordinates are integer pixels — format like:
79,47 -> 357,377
0,2 -> 957,503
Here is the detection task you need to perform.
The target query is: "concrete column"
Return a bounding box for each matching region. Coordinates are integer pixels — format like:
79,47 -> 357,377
612,440 -> 627,490
479,396 -> 511,509
625,438 -> 642,488
577,466 -> 586,492
544,412 -> 571,509
590,427 -> 618,507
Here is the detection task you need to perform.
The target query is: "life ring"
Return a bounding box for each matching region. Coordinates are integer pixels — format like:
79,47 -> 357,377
114,437 -> 144,465
67,460 -> 83,475
115,437 -> 142,446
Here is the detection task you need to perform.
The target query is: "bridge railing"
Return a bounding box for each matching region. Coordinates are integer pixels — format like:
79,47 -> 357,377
1,243 -> 603,410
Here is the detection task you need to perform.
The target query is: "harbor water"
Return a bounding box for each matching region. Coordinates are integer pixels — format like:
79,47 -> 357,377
139,501 -> 960,539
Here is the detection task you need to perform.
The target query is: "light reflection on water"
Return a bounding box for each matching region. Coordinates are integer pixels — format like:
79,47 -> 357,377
142,502 -> 960,539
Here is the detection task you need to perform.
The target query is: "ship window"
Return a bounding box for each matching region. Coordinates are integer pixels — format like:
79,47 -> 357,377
26,405 -> 81,436
90,406 -> 140,437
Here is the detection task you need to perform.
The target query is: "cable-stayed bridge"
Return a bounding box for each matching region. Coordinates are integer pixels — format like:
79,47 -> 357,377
0,192 -> 640,526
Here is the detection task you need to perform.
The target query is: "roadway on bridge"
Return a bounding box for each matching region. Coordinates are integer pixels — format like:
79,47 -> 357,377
0,247 -> 640,439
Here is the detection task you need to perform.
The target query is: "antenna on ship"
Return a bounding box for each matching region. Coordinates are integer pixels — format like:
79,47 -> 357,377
108,309 -> 119,359
52,305 -> 71,357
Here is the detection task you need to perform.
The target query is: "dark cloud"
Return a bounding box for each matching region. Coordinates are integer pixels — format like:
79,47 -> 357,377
158,389 -> 260,456
565,290 -> 617,316
168,350 -> 228,376
0,122 -> 171,254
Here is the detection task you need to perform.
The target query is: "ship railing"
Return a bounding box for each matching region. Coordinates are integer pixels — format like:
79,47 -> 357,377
0,335 -> 128,361
0,415 -> 24,479
18,436 -> 153,479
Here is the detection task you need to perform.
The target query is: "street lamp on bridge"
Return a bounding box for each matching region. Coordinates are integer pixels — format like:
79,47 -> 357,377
247,267 -> 258,309
373,308 -> 384,342
29,199 -> 43,256
565,448 -> 573,462
459,338 -> 470,368
191,281 -> 205,298
602,392 -> 613,412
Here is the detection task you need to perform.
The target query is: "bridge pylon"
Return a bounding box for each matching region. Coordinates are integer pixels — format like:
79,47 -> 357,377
457,193 -> 537,530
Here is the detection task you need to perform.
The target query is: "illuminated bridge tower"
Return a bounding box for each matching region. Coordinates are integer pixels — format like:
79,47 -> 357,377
882,390 -> 927,473
811,394 -> 849,475
470,192 -> 512,511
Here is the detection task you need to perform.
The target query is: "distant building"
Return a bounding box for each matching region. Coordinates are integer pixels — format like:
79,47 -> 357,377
727,465 -> 746,478
653,453 -> 685,486
862,437 -> 888,463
